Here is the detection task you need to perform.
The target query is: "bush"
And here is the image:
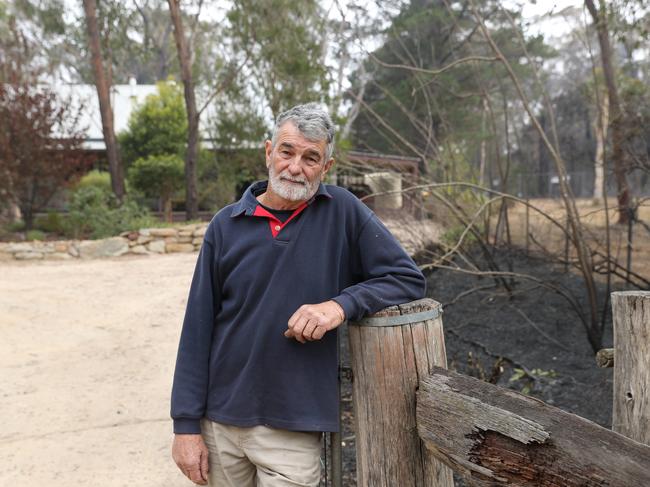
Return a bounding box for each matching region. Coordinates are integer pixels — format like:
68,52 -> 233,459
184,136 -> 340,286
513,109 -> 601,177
65,186 -> 155,239
75,169 -> 112,193
25,229 -> 46,241
128,154 -> 185,222
34,211 -> 66,234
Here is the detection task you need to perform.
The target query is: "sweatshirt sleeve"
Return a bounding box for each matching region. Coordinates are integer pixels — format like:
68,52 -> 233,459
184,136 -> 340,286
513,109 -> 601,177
170,235 -> 220,434
332,214 -> 426,322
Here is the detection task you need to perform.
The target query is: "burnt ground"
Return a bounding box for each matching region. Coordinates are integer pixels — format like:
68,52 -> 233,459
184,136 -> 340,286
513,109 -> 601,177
330,246 -> 619,486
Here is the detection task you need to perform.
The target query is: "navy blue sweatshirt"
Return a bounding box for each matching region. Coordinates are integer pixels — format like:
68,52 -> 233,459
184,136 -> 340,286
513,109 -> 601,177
171,181 -> 426,434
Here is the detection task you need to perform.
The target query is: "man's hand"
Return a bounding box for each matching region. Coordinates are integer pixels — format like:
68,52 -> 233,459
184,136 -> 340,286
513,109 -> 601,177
285,300 -> 346,343
172,434 -> 209,485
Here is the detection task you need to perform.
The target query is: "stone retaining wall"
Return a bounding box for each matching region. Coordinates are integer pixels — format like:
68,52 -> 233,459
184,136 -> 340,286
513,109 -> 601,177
0,223 -> 208,261
0,218 -> 442,262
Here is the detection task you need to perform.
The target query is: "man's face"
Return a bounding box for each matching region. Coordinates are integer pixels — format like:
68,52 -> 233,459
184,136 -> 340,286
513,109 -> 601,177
264,121 -> 333,203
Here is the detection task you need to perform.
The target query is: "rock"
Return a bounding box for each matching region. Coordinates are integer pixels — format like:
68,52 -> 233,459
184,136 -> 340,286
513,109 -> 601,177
139,228 -> 151,236
54,242 -> 68,253
192,237 -> 204,246
177,236 -> 192,244
178,230 -> 193,238
179,223 -> 200,232
164,236 -> 179,244
149,228 -> 178,237
136,235 -> 153,245
27,241 -> 55,253
6,242 -> 33,253
129,245 -> 149,255
147,240 -> 166,253
15,251 -> 44,260
166,243 -> 195,253
79,237 -> 129,259
193,226 -> 207,237
68,243 -> 80,257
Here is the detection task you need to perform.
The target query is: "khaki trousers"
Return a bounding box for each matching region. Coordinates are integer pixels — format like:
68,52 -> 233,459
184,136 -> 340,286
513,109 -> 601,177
200,418 -> 322,487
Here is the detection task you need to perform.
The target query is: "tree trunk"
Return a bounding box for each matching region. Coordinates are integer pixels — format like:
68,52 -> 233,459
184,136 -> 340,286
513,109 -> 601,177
611,291 -> 650,445
593,90 -> 608,201
167,0 -> 199,221
82,0 -> 125,202
585,0 -> 630,224
348,299 -> 454,487
163,195 -> 173,223
417,367 -> 650,486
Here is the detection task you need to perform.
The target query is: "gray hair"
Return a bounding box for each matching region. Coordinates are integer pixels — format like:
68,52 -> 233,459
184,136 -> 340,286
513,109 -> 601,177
271,102 -> 336,161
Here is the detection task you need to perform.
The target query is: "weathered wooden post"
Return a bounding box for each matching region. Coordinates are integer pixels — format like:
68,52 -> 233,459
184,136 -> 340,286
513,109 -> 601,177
416,367 -> 650,486
348,298 -> 454,486
611,291 -> 650,445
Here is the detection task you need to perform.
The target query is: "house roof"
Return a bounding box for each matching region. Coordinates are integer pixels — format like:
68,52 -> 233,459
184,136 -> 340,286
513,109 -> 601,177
54,82 -> 218,150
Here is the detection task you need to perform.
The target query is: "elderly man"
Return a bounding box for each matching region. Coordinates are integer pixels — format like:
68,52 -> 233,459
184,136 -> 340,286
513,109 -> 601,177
171,103 -> 425,486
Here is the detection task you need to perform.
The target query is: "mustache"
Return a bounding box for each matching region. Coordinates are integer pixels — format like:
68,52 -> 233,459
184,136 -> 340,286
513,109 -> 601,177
279,173 -> 307,185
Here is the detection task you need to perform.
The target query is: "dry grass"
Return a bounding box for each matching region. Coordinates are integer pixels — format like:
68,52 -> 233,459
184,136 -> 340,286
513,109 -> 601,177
498,197 -> 650,284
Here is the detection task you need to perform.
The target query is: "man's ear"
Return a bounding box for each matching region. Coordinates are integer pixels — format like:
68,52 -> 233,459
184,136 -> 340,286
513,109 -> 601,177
322,158 -> 335,176
264,140 -> 273,168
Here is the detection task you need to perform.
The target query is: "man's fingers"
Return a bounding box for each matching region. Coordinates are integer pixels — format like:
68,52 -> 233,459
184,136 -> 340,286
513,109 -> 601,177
303,321 -> 317,341
312,327 -> 327,340
188,466 -> 207,485
200,449 -> 209,481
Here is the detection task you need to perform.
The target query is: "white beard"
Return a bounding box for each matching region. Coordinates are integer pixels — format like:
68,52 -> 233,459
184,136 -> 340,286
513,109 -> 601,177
268,165 -> 321,202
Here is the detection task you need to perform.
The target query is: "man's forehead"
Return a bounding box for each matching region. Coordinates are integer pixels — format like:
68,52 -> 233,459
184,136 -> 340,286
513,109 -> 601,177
275,122 -> 327,154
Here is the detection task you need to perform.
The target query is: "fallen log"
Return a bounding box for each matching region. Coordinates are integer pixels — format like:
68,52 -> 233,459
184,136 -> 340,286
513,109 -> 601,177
417,367 -> 650,486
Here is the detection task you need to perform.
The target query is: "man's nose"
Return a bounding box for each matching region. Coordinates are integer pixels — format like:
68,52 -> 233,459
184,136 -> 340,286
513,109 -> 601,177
287,157 -> 302,175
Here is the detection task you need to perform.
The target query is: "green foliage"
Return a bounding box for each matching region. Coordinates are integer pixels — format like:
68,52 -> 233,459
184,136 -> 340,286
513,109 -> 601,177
75,169 -> 113,194
441,223 -> 478,248
118,81 -> 188,166
350,1 -> 555,174
65,186 -> 154,240
509,368 -> 557,395
6,219 -> 25,232
227,0 -> 330,116
25,229 -> 45,241
128,154 -> 185,200
33,211 -> 65,234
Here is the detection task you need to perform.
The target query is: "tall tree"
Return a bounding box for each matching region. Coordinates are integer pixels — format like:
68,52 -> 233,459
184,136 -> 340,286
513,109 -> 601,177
585,0 -> 631,224
227,0 -> 330,117
82,0 -> 126,201
167,0 -> 199,220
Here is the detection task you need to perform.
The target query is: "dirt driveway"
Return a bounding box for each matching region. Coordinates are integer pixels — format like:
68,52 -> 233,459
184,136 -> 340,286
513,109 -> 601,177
0,253 -> 200,486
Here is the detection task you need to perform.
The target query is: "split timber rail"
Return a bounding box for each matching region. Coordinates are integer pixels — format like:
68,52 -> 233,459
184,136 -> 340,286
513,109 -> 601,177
335,295 -> 650,487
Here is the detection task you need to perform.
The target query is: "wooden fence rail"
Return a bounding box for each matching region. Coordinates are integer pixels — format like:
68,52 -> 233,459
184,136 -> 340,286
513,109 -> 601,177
416,367 -> 650,486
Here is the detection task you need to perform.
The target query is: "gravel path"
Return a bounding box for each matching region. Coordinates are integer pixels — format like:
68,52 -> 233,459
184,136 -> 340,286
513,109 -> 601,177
0,253 -> 199,487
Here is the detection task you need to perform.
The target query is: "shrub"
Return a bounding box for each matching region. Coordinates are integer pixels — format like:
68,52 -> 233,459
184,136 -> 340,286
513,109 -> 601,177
75,169 -> 112,193
25,229 -> 46,241
128,154 -> 185,222
65,186 -> 155,239
34,211 -> 65,234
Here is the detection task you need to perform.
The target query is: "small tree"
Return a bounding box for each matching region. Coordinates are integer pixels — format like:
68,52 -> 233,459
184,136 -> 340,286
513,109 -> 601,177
0,83 -> 92,230
118,81 -> 187,166
128,154 -> 184,222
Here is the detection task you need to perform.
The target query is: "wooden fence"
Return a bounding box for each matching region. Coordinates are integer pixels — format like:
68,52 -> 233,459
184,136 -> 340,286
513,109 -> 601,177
347,294 -> 650,486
